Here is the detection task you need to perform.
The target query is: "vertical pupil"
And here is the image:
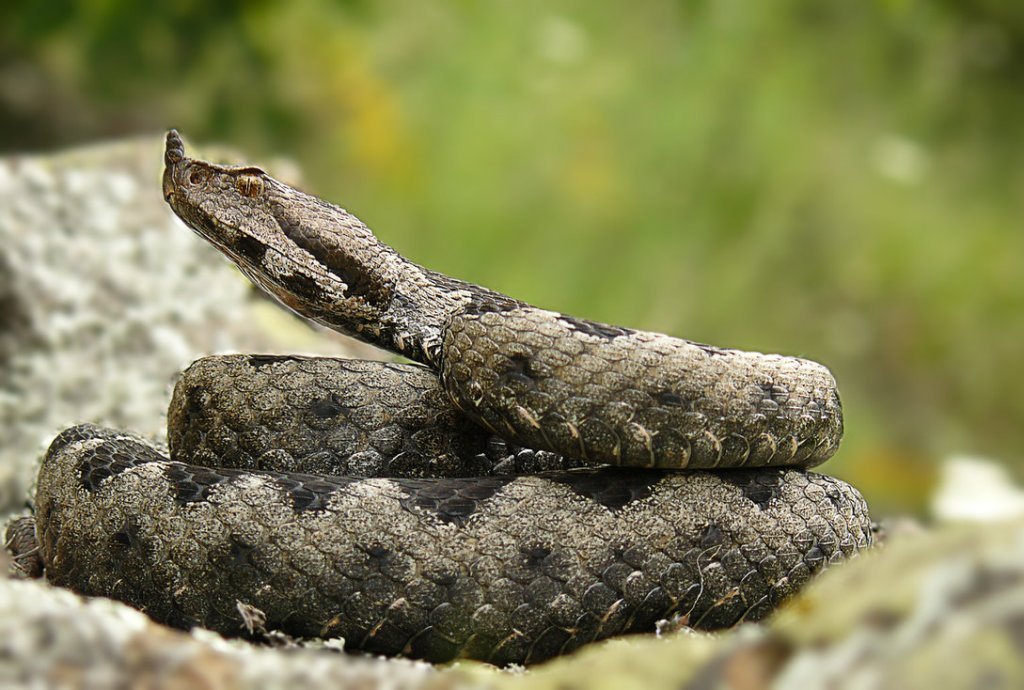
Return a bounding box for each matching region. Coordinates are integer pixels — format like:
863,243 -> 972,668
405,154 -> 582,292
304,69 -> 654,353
238,175 -> 262,197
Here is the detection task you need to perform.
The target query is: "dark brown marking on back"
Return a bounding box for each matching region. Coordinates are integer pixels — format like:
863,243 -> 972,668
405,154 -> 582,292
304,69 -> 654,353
247,354 -> 300,369
396,476 -> 513,527
461,294 -> 523,317
269,473 -> 358,512
718,470 -> 783,509
164,463 -> 238,504
78,440 -> 161,491
656,391 -> 686,407
501,353 -> 536,389
699,521 -> 726,548
310,394 -> 346,419
547,468 -> 667,511
556,314 -> 635,340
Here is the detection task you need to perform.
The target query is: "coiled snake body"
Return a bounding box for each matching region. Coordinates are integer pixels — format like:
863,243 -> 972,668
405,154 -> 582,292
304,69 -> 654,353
24,132 -> 871,665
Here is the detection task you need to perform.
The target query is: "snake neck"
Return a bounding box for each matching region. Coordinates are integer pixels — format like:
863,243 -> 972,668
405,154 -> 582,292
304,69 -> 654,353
359,263 -> 497,367
259,187 -> 532,367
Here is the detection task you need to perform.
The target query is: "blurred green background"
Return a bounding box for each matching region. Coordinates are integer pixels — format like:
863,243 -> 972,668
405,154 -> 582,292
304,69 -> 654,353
1,1 -> 1021,516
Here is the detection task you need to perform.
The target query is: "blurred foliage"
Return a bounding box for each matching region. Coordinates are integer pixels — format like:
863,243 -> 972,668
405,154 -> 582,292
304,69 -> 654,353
1,0 -> 1021,515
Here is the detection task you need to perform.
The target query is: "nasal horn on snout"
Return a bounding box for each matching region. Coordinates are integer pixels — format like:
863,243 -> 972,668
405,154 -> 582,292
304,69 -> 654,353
165,130 -> 186,166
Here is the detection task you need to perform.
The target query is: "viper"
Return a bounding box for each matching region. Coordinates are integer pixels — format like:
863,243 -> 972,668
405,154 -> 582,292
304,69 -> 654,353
20,131 -> 871,665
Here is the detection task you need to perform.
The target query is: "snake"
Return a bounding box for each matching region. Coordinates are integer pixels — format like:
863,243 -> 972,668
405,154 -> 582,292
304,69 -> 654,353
19,131 -> 871,666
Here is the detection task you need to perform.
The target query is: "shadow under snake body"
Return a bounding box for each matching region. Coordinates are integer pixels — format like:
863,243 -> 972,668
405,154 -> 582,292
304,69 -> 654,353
26,131 -> 871,665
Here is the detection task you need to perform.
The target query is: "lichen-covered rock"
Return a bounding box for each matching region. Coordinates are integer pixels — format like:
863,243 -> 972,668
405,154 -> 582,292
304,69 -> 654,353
0,137 -> 361,513
0,577 -> 460,690
767,518 -> 1024,690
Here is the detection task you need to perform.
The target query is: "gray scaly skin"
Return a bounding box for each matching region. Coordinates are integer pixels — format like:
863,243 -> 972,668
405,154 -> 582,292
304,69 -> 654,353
26,131 -> 871,665
35,423 -> 869,665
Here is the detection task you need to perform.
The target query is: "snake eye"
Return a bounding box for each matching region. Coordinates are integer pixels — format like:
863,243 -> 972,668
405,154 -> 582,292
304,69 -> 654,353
187,167 -> 208,186
237,174 -> 264,198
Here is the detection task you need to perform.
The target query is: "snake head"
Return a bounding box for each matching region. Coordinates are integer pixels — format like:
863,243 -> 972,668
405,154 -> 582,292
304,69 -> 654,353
161,129 -> 310,294
160,130 -> 398,350
162,129 -> 326,311
162,130 -> 270,237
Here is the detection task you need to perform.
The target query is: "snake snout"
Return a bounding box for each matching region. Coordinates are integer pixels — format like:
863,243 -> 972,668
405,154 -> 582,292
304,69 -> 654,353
165,129 -> 186,165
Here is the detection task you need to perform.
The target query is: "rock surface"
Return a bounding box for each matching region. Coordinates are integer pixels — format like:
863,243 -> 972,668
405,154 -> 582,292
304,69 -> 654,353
0,576 -> 454,690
